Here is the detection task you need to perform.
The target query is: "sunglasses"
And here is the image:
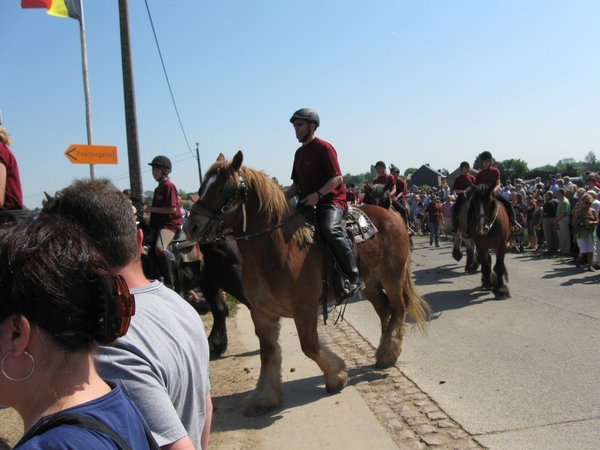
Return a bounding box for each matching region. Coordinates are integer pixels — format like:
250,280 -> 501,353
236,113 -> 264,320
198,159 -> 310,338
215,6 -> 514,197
292,121 -> 308,128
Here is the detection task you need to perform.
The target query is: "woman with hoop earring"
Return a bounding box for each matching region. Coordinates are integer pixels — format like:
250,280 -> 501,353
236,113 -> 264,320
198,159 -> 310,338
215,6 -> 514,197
0,215 -> 158,449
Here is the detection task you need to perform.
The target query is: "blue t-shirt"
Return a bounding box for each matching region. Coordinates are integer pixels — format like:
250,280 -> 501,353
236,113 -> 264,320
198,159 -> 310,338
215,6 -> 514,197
15,382 -> 151,450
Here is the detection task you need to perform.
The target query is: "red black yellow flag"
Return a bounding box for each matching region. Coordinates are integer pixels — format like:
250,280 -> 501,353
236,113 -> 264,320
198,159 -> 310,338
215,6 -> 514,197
21,0 -> 81,22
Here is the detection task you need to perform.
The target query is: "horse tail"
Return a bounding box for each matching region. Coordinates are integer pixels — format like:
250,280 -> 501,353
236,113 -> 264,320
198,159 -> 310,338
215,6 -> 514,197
402,256 -> 431,334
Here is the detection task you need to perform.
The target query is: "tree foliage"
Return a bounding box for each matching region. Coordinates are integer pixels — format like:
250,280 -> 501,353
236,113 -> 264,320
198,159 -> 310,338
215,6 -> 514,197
496,159 -> 529,183
404,167 -> 418,177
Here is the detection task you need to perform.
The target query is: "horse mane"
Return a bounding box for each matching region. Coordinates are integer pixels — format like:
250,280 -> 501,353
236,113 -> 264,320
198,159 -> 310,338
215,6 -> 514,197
209,161 -> 312,246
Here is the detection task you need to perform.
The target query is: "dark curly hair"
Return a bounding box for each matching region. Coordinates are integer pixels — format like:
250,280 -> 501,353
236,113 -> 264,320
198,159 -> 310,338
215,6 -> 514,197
0,215 -> 111,353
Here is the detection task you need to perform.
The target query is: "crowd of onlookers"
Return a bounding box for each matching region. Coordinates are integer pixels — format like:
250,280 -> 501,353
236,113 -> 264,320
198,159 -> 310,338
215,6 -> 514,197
349,171 -> 600,274
402,173 -> 600,272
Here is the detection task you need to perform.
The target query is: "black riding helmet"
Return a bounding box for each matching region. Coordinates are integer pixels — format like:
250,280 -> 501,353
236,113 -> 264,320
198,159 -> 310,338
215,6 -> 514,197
479,151 -> 492,162
460,161 -> 470,169
389,164 -> 400,173
148,155 -> 172,172
375,161 -> 386,169
289,108 -> 320,128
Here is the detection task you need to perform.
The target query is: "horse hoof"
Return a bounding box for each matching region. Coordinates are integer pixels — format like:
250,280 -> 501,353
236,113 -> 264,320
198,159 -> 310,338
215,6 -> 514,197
325,373 -> 348,394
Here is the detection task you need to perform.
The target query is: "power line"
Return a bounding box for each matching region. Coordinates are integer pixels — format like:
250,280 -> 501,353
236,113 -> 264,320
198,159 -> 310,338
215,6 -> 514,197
143,0 -> 196,159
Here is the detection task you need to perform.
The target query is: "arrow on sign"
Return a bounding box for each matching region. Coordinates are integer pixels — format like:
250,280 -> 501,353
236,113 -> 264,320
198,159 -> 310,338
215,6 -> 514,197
64,144 -> 118,165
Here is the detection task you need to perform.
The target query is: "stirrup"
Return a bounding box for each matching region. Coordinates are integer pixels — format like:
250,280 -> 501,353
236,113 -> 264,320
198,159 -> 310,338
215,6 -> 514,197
461,230 -> 471,239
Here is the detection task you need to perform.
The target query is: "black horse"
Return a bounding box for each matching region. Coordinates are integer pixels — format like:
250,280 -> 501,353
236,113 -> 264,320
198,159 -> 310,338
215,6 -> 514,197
363,182 -> 414,249
44,193 -> 248,358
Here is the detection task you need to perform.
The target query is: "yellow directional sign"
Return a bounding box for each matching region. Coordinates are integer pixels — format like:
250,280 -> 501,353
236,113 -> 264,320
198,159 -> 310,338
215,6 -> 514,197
64,144 -> 118,165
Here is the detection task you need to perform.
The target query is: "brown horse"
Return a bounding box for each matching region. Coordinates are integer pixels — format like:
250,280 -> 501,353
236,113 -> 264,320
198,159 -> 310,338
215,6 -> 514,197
451,194 -> 480,272
467,180 -> 511,299
184,151 -> 430,416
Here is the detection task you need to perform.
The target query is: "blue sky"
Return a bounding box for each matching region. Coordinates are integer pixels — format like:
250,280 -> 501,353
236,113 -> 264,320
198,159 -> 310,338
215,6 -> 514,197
2,1 -> 599,209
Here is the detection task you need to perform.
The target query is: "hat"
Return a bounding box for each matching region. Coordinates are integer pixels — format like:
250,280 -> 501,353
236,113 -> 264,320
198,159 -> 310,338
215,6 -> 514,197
389,164 -> 400,173
550,178 -> 556,182
375,161 -> 386,168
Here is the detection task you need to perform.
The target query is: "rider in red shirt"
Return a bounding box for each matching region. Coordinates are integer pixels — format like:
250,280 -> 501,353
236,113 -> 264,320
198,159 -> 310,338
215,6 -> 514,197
451,161 -> 476,232
463,151 -> 521,238
0,127 -> 27,223
286,108 -> 364,298
144,155 -> 182,288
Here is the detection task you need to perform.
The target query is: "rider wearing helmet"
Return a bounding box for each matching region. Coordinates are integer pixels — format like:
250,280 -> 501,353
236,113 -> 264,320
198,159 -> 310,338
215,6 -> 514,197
145,155 -> 182,288
463,152 -> 522,238
451,161 -> 476,232
285,108 -> 364,298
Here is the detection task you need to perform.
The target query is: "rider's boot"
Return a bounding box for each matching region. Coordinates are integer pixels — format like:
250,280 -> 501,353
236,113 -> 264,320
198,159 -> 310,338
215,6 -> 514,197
338,249 -> 365,298
157,251 -> 174,289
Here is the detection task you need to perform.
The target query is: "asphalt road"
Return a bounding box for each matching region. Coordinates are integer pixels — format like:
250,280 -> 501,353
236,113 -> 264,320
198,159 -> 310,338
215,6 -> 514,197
343,235 -> 600,449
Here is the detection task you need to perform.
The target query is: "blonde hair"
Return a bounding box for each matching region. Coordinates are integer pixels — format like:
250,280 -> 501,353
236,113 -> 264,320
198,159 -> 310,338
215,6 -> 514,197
0,127 -> 12,147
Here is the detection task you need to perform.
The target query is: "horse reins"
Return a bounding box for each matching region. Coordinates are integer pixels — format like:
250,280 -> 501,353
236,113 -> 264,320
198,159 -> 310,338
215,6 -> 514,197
191,169 -> 304,242
476,197 -> 500,235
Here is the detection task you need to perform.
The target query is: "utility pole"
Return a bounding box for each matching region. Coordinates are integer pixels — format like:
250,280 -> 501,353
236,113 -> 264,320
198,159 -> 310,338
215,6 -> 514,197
118,0 -> 143,202
196,142 -> 203,187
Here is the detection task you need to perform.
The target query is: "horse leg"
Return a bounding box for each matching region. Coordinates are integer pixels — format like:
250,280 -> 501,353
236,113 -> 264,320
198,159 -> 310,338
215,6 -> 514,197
197,278 -> 229,358
478,248 -> 493,290
492,248 -> 511,299
465,240 -> 479,272
452,235 -> 464,262
293,311 -> 348,394
363,284 -> 403,370
243,310 -> 284,417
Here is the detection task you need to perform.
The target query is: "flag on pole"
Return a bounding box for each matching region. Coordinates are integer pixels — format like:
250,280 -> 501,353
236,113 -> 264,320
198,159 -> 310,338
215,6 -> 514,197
21,0 -> 81,22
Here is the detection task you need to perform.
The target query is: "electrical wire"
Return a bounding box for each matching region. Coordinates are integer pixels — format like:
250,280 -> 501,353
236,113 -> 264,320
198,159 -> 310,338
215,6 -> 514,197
143,0 -> 196,159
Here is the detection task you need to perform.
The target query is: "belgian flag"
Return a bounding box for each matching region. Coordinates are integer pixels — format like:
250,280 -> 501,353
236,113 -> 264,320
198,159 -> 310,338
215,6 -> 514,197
21,0 -> 81,22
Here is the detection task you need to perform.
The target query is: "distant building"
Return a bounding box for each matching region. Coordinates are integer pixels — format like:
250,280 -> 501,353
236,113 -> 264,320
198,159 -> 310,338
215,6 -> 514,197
409,164 -> 444,188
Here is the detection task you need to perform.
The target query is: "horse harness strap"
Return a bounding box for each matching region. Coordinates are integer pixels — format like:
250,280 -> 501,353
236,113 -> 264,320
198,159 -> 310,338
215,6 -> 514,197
476,197 -> 500,235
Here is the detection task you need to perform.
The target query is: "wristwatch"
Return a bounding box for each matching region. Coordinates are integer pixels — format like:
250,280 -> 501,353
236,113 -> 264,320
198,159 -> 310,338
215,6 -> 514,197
316,191 -> 324,199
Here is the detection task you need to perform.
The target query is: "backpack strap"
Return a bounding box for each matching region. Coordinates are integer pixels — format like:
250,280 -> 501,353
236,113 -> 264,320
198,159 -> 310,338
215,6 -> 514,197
17,413 -> 160,450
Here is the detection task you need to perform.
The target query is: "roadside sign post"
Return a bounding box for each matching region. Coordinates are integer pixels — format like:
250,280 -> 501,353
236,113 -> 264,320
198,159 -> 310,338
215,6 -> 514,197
64,144 -> 118,165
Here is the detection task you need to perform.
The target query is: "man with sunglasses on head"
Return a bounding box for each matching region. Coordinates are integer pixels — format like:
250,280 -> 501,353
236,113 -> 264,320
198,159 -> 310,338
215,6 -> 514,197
49,179 -> 212,450
285,108 -> 364,299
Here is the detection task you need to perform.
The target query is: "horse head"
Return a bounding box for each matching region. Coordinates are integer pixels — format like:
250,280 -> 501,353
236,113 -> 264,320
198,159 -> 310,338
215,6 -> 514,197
184,151 -> 246,243
363,182 -> 392,209
470,179 -> 500,236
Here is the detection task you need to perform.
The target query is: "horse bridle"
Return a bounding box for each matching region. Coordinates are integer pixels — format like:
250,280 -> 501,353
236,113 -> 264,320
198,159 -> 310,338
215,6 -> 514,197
190,168 -> 304,242
190,169 -> 249,241
475,196 -> 499,235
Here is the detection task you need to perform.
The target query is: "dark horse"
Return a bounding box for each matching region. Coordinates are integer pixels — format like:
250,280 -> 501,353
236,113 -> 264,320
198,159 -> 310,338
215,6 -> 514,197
466,180 -> 511,299
184,151 -> 430,416
363,182 -> 414,250
44,192 -> 248,358
451,193 -> 480,272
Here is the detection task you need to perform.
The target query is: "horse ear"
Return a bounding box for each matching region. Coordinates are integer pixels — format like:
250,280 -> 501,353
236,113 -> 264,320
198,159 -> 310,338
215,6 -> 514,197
364,183 -> 372,192
216,153 -> 226,163
232,151 -> 244,171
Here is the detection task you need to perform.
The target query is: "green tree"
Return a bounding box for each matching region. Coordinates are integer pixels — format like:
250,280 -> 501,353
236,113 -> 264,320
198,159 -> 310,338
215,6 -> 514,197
496,159 -> 529,183
144,190 -> 154,205
404,167 -> 418,177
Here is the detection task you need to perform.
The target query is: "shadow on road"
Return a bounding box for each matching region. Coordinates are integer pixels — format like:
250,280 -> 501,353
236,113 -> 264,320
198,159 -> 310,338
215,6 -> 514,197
211,374 -> 336,433
423,288 -> 498,320
412,264 -> 477,286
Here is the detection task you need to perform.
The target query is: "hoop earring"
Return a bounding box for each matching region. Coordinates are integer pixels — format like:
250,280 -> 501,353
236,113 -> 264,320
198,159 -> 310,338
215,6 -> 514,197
1,350 -> 35,382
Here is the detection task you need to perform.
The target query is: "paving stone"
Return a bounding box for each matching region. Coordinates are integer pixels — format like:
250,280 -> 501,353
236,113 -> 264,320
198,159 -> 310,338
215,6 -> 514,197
415,424 -> 438,435
407,416 -> 429,426
419,403 -> 437,411
448,430 -> 468,440
427,412 -> 448,421
386,419 -> 403,430
396,429 -> 417,440
437,420 -> 455,428
378,411 -> 397,421
421,434 -> 445,446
